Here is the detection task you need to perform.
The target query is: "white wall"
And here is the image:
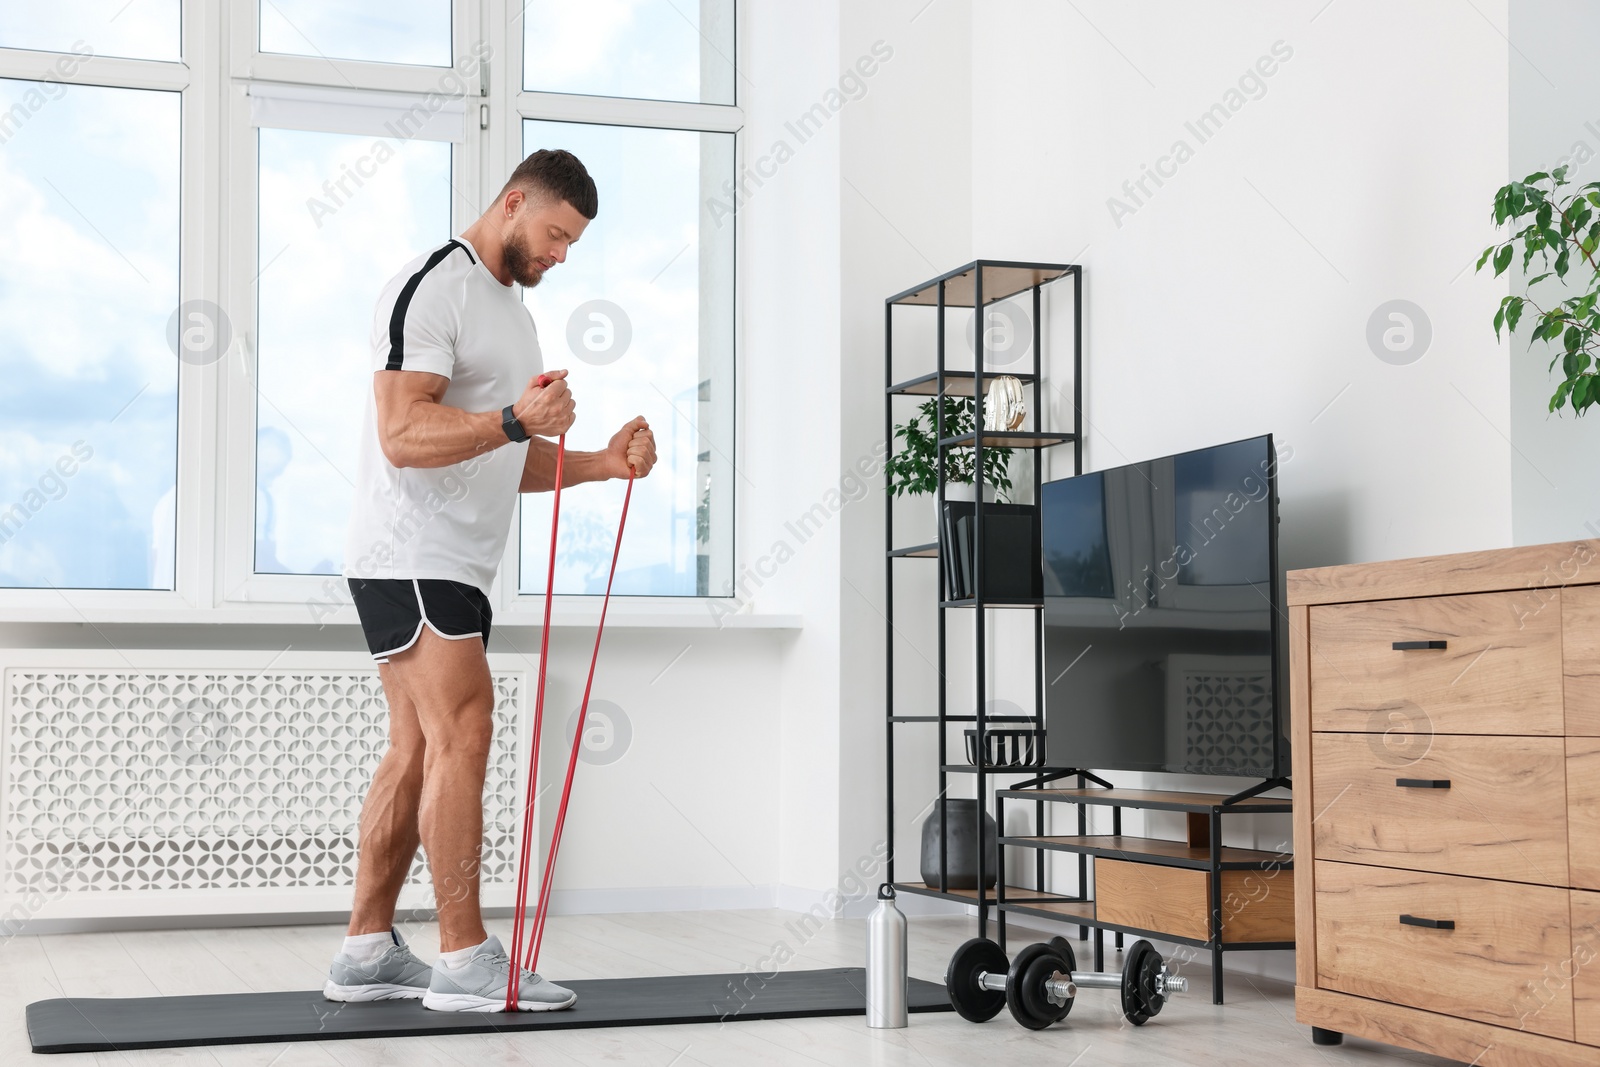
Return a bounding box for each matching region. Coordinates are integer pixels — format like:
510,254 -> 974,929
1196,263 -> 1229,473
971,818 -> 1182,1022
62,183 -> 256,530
811,0 -> 1516,977
1508,0 -> 1600,543
969,0 -> 1512,571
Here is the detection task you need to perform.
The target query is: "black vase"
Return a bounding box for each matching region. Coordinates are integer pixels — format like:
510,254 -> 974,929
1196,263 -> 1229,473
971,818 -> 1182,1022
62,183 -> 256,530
919,798 -> 998,890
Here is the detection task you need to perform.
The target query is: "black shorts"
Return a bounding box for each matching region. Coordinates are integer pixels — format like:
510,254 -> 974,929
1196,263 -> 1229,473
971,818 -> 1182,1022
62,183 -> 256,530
348,578 -> 493,663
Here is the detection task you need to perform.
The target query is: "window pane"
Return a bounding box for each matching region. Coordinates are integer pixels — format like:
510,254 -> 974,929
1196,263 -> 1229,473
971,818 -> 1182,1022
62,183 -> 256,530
522,0 -> 735,105
260,0 -> 452,68
0,1 -> 180,63
255,128 -> 452,575
519,120 -> 734,596
0,80 -> 179,589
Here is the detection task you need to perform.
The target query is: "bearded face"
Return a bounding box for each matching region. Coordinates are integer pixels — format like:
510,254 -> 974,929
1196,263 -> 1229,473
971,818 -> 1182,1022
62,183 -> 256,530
501,221 -> 548,288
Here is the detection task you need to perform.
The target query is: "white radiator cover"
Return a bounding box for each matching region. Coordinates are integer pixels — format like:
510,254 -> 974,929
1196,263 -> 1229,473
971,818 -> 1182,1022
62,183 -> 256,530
0,650 -> 532,921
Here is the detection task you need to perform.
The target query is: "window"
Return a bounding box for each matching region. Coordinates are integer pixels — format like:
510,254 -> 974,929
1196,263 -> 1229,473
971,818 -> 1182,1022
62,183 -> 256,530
0,0 -> 740,614
517,120 -> 734,596
254,128 -> 453,576
0,79 -> 180,590
0,2 -> 181,63
259,1 -> 453,68
521,0 -> 735,105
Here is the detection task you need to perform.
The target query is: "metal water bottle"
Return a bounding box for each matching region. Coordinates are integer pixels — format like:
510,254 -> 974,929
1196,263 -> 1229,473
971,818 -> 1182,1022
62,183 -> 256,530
866,882 -> 908,1028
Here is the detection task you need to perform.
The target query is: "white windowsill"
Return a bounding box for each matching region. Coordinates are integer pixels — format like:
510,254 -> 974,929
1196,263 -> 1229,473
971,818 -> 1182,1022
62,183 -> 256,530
0,597 -> 799,629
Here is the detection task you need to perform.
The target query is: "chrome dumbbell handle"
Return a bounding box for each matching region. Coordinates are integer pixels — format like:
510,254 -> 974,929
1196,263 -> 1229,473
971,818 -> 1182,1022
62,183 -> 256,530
976,970 -> 1078,1004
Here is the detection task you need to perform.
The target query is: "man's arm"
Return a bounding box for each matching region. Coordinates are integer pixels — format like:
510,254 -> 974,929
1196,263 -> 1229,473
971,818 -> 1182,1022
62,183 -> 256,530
520,416 -> 656,492
375,369 -> 574,469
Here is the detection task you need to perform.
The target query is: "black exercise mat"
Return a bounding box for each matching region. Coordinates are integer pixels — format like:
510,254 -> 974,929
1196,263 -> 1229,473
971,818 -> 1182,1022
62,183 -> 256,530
28,967 -> 952,1053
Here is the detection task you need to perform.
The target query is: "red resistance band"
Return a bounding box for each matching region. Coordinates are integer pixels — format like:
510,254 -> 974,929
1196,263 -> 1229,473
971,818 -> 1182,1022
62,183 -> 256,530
505,373 -> 635,1010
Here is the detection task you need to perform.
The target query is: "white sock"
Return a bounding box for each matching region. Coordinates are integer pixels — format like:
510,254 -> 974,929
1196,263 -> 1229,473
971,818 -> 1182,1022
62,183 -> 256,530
341,931 -> 393,965
437,940 -> 485,970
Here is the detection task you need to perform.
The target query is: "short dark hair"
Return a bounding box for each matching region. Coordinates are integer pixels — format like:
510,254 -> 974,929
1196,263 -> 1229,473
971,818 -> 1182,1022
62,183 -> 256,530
503,149 -> 597,219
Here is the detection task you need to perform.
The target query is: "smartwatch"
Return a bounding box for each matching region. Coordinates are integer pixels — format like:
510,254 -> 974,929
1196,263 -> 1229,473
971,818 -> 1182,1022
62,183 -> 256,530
501,404 -> 529,443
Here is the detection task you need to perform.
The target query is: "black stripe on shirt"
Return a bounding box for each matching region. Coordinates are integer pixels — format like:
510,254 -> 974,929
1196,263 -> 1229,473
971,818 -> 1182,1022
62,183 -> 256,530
385,239 -> 469,372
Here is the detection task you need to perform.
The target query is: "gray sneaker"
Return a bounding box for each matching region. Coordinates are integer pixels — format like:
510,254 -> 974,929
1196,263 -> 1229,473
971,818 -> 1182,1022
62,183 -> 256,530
423,934 -> 577,1013
323,930 -> 433,1002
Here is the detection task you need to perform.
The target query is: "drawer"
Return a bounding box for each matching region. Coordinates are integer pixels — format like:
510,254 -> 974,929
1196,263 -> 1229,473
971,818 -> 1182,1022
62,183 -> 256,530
1564,584 -> 1600,735
1311,732 -> 1568,885
1309,591 -> 1563,736
1576,890 -> 1600,1047
1572,737 -> 1600,890
1315,861 -> 1573,1040
1094,859 -> 1294,943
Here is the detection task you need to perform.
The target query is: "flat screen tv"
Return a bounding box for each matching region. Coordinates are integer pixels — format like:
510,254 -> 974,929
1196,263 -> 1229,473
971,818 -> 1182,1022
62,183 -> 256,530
1040,434 -> 1287,779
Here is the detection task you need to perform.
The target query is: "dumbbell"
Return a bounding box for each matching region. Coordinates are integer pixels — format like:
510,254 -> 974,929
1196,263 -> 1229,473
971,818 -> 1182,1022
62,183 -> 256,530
945,936 -> 1187,1030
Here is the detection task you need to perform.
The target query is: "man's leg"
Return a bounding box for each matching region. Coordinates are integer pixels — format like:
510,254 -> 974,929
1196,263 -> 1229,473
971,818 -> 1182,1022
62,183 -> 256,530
380,626 -> 495,952
346,658 -> 427,937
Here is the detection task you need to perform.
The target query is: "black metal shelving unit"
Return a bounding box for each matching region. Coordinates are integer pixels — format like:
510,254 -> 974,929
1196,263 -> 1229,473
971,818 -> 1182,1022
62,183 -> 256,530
993,787 -> 1294,1004
883,260 -> 1083,934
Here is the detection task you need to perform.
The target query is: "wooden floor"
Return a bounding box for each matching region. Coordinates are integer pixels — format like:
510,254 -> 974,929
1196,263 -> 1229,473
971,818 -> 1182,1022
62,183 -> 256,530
1,909 -> 1456,1066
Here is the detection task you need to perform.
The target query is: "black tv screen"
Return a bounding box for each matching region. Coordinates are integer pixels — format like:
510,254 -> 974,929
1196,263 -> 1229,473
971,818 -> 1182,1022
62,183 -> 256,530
1041,435 -> 1287,778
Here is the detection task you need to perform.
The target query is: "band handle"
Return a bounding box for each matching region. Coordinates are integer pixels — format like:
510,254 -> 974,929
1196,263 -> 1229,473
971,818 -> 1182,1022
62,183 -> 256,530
1399,914 -> 1455,930
536,373 -> 553,388
1396,778 -> 1451,789
1392,640 -> 1448,650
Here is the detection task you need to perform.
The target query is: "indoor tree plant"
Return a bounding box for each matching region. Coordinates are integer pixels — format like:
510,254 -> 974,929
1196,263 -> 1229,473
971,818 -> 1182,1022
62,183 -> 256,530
1480,165 -> 1600,413
884,395 -> 1014,500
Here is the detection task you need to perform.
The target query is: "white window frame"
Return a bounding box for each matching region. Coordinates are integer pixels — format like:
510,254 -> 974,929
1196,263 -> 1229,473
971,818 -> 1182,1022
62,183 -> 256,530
0,0 -> 757,627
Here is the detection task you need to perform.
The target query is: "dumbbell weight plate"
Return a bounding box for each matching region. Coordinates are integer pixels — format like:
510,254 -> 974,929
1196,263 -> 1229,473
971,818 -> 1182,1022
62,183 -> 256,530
945,938 -> 1008,1022
1005,942 -> 1072,1030
1120,939 -> 1162,1026
1045,936 -> 1078,976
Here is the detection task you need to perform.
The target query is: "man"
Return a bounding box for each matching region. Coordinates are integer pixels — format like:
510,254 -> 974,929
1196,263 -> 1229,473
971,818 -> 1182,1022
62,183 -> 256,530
323,149 -> 656,1013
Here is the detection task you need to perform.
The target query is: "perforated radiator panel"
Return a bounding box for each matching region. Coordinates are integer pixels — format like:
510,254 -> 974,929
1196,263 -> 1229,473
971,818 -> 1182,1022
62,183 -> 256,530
3,668 -> 523,896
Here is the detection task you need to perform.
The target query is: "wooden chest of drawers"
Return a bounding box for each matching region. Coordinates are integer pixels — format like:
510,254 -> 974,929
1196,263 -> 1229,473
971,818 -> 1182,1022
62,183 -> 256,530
1290,541 -> 1600,1065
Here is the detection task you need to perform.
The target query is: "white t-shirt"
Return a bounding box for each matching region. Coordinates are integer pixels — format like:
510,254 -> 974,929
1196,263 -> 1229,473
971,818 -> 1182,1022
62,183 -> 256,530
343,235 -> 542,594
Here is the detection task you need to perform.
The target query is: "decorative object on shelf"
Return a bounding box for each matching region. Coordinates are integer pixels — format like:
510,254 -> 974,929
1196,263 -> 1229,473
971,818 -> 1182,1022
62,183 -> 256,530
865,884 -> 908,1029
884,395 -> 1014,500
982,375 -> 1027,431
919,798 -> 998,891
964,728 -> 1042,768
1478,164 -> 1600,415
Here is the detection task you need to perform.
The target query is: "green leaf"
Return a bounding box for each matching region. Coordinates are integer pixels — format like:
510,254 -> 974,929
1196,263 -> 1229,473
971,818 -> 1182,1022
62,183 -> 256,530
1538,201 -> 1554,232
1556,246 -> 1571,278
1495,306 -> 1507,339
1508,297 -> 1526,333
1478,244 -> 1498,271
1511,182 -> 1528,216
1494,244 -> 1514,276
1527,171 -> 1551,184
1569,326 -> 1586,355
1528,272 -> 1553,286
1554,165 -> 1570,183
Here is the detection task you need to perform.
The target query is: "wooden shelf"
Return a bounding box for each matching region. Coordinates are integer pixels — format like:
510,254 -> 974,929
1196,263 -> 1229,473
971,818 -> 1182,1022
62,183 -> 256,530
995,786 -> 1292,814
887,370 -> 1039,397
937,430 -> 1076,449
893,881 -> 1079,905
887,260 -> 1076,308
1000,834 -> 1295,870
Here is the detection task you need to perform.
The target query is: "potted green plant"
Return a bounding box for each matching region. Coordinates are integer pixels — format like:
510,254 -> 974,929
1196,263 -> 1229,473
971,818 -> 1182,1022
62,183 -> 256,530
884,396 -> 1014,500
1479,165 -> 1600,413
886,396 -> 1037,600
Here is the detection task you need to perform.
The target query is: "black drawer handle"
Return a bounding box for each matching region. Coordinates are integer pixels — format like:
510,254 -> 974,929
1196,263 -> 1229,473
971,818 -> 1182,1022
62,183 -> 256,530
1399,914 -> 1455,930
1396,778 -> 1451,789
1392,640 -> 1448,651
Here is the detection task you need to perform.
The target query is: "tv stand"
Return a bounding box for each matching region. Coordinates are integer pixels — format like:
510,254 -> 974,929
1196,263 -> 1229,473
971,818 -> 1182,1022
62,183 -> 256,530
1222,776 -> 1292,806
994,782 -> 1295,1003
